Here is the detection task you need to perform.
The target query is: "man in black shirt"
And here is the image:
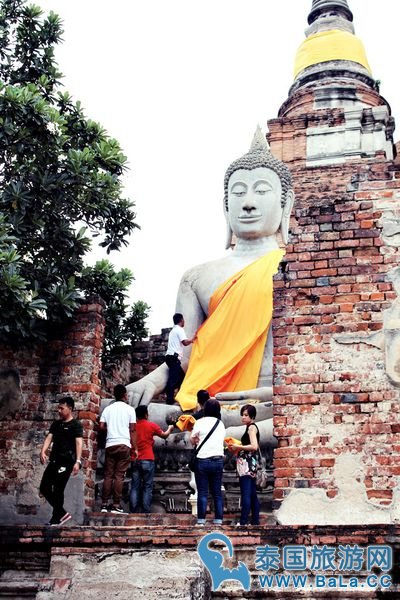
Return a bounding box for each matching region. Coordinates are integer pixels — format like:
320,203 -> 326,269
39,397 -> 83,526
193,389 -> 210,420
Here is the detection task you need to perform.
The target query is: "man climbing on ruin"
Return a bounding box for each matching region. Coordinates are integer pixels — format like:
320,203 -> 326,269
164,313 -> 196,405
39,396 -> 83,526
99,384 -> 137,513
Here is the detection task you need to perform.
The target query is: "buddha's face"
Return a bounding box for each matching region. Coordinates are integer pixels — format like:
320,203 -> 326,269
227,167 -> 283,240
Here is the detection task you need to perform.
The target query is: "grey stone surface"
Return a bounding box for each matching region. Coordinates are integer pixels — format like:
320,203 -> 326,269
277,452 -> 399,526
381,214 -> 400,247
19,468 -> 86,527
0,368 -> 22,419
38,550 -> 210,600
306,104 -> 394,167
383,267 -> 400,387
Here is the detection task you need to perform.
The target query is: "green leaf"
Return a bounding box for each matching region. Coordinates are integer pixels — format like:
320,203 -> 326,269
0,0 -> 142,349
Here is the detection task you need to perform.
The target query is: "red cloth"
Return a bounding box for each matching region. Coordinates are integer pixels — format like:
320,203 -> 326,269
132,419 -> 163,461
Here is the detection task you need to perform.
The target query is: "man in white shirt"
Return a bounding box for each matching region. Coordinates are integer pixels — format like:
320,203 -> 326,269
99,384 -> 137,513
165,313 -> 195,405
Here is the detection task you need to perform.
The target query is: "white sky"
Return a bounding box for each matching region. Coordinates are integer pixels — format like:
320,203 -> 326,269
36,0 -> 399,335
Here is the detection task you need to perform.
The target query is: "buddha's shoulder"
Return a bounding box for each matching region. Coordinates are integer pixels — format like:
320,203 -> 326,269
180,256 -> 230,282
179,256 -> 240,293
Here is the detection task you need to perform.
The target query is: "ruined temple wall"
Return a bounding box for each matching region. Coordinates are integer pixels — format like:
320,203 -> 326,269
269,143 -> 400,523
0,302 -> 104,525
101,328 -> 169,398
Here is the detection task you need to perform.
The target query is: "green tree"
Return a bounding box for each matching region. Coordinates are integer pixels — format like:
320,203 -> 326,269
81,260 -> 150,359
0,0 -> 148,346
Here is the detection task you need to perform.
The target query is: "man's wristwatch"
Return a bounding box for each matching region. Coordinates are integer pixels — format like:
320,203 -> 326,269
76,459 -> 82,465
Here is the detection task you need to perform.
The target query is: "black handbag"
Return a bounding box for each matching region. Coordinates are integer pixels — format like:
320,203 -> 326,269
188,419 -> 220,472
188,450 -> 198,472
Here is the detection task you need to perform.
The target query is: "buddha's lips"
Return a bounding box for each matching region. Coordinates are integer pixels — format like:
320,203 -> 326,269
238,216 -> 262,223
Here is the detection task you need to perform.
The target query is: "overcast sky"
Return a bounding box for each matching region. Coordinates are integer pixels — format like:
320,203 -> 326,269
37,0 -> 399,334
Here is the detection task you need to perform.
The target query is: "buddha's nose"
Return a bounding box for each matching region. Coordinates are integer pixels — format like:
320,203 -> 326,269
242,197 -> 256,213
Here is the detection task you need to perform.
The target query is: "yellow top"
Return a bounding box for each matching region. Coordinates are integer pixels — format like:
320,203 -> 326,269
175,249 -> 284,411
294,29 -> 371,79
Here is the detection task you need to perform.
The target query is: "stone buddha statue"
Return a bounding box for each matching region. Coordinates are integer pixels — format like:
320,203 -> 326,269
127,127 -> 294,442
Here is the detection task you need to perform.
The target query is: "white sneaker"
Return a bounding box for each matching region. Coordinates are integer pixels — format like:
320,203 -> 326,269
60,512 -> 72,524
50,512 -> 71,526
110,506 -> 127,514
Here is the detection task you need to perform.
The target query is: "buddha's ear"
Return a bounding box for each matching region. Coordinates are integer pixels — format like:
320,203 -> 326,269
223,198 -> 233,250
280,189 -> 295,245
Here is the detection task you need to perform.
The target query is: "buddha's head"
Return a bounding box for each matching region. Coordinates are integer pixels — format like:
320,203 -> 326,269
223,127 -> 294,248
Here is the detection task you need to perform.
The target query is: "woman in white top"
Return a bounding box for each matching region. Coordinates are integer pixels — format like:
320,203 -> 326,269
190,399 -> 226,526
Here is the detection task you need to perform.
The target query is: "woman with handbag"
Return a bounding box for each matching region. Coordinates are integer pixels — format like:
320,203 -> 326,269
190,399 -> 226,526
228,404 -> 260,526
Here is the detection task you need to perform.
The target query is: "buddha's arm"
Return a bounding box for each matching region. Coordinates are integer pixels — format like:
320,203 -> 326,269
215,388 -> 273,403
127,270 -> 204,407
175,270 -> 206,370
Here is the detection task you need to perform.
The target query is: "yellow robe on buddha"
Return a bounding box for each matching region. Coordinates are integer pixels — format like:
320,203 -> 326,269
176,249 -> 284,410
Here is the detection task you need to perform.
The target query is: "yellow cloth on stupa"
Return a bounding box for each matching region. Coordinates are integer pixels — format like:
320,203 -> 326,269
175,414 -> 196,432
294,29 -> 371,79
176,249 -> 284,410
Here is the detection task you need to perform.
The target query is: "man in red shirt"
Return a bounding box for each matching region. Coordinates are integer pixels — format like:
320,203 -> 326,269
129,405 -> 173,513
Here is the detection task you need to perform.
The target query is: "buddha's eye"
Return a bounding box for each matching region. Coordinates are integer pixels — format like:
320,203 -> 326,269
254,181 -> 272,195
230,183 -> 247,197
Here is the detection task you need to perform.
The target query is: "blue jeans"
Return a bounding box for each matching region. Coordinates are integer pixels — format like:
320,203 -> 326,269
195,456 -> 224,521
130,460 -> 155,513
239,475 -> 260,525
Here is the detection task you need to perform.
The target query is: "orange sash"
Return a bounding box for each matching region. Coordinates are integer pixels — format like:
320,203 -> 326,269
176,249 -> 284,410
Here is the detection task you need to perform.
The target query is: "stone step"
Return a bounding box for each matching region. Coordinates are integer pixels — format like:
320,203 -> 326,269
1,524 -> 399,600
1,523 -> 275,554
85,511 -> 276,528
0,580 -> 39,598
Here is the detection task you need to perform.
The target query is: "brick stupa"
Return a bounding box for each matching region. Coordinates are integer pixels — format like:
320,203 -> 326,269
267,0 -> 400,525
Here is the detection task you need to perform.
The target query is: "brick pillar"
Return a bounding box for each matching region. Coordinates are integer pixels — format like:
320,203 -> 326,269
61,300 -> 105,515
0,300 -> 105,525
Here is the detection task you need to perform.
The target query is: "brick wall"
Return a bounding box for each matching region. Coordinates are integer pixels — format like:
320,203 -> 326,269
101,328 -> 169,398
270,151 -> 400,513
0,301 -> 104,525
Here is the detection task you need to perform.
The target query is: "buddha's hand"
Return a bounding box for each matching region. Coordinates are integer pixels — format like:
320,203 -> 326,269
127,378 -> 157,407
215,386 -> 272,404
127,364 -> 170,407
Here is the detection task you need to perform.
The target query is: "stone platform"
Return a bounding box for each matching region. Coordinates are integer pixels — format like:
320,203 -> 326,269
1,517 -> 399,599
